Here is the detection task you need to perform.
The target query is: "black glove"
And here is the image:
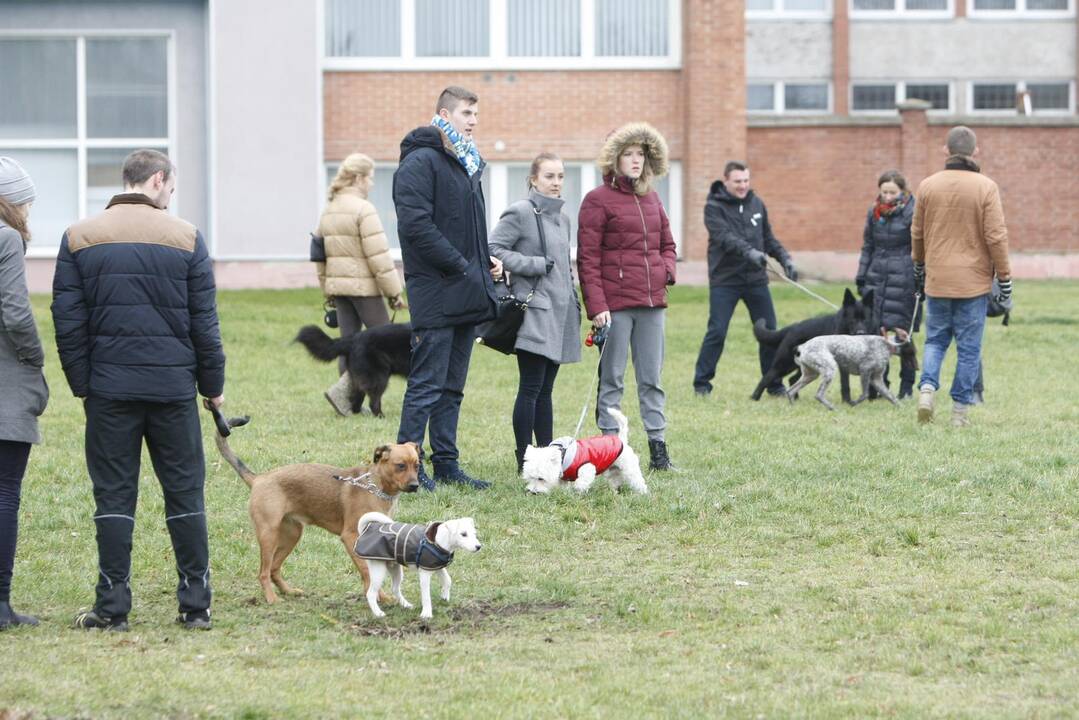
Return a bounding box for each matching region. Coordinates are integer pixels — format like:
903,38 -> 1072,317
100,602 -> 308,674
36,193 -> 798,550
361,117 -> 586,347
784,260 -> 798,282
545,259 -> 554,275
913,263 -> 926,296
748,250 -> 768,269
993,277 -> 1013,310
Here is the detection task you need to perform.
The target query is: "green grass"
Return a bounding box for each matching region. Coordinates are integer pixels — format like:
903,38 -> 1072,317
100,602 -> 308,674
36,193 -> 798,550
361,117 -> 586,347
5,281 -> 1079,719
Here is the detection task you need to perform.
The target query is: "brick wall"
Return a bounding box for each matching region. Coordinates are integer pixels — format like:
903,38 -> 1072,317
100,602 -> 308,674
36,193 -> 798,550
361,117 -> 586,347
746,112 -> 1079,255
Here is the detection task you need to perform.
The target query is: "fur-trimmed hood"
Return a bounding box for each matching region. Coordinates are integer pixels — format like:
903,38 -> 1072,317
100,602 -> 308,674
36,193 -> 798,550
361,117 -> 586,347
597,122 -> 669,196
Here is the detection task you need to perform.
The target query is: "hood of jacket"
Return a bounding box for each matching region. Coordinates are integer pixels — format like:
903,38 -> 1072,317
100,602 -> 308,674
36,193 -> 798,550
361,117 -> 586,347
708,179 -> 757,206
399,125 -> 456,163
597,122 -> 669,196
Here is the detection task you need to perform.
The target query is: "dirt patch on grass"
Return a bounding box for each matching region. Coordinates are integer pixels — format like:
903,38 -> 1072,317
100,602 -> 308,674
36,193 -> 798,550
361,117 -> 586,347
348,600 -> 570,638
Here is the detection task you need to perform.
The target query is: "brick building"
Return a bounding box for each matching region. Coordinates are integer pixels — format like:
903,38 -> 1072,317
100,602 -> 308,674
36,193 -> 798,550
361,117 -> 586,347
4,0 -> 1077,290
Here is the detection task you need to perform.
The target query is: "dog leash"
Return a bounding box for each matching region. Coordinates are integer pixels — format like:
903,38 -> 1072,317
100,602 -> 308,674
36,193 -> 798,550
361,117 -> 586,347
333,471 -> 395,502
766,264 -> 839,311
572,326 -> 608,439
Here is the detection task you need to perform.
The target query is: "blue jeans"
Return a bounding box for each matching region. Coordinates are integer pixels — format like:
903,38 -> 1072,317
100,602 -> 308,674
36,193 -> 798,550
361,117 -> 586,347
397,324 -> 475,475
693,283 -> 780,394
919,295 -> 988,405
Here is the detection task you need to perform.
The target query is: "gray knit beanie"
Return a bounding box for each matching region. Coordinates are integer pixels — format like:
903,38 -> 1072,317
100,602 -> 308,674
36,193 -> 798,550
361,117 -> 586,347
0,157 -> 37,205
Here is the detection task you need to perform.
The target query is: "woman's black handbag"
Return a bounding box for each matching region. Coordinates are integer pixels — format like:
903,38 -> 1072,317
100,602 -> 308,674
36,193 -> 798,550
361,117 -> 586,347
478,201 -> 548,355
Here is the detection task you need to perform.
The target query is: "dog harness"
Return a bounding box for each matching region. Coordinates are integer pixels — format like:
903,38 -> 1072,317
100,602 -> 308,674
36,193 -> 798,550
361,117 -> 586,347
550,435 -> 624,481
354,520 -> 454,571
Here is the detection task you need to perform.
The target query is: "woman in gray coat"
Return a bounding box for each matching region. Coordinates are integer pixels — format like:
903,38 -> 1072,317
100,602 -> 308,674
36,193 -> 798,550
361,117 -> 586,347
489,153 -> 582,472
0,157 -> 47,629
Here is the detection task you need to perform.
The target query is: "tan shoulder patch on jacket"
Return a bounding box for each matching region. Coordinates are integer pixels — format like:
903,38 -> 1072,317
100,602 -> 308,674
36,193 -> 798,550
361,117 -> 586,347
67,204 -> 197,253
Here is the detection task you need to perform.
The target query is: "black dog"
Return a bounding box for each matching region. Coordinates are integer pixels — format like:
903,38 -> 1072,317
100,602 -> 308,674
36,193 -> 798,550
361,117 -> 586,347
295,323 -> 411,417
750,288 -> 874,402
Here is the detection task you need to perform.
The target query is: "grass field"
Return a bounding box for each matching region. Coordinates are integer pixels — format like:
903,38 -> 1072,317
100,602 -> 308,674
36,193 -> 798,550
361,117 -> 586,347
4,281 -> 1079,719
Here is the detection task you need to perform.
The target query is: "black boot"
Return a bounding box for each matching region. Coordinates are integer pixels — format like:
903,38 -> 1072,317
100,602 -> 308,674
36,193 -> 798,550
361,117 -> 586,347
0,601 -> 39,629
647,439 -> 675,471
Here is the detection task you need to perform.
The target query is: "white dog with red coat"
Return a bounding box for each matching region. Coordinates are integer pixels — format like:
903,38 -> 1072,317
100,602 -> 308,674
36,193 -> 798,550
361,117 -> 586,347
521,408 -> 648,495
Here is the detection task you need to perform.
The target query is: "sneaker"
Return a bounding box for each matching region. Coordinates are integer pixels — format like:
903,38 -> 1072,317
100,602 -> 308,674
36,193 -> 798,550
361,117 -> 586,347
647,439 -> 676,471
0,601 -> 39,629
73,609 -> 129,632
177,610 -> 212,630
951,403 -> 971,428
434,468 -> 491,490
917,384 -> 935,424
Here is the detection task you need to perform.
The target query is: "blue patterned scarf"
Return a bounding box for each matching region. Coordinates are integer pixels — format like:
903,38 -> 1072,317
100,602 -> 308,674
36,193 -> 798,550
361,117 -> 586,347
431,115 -> 482,177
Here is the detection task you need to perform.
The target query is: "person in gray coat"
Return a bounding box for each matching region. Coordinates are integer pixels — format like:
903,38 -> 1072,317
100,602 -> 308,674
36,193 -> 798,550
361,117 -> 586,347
489,153 -> 582,472
0,157 -> 47,629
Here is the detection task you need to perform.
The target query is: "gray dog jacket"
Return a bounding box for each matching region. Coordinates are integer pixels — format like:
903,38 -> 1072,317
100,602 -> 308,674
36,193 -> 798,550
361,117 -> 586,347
354,520 -> 453,571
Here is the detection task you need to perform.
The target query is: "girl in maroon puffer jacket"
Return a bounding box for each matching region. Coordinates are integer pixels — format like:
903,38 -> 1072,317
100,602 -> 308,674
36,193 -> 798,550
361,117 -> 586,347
577,122 -> 678,471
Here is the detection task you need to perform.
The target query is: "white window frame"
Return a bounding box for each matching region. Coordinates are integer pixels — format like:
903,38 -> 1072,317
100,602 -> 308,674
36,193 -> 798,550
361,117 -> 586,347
324,159 -> 684,259
967,79 -> 1075,115
747,81 -> 834,115
0,29 -> 177,258
321,0 -> 682,70
849,0 -> 953,19
967,0 -> 1075,18
746,0 -> 834,20
849,81 -> 954,114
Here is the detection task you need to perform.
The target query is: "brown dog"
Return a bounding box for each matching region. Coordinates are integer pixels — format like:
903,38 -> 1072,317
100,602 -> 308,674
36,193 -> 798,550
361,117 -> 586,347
211,418 -> 420,603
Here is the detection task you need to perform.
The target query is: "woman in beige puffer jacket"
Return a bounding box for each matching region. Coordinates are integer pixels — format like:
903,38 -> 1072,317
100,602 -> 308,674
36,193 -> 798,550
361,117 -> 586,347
317,153 -> 404,414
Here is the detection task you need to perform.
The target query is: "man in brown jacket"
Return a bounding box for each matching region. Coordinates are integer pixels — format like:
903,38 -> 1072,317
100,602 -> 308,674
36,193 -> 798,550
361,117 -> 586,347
911,126 -> 1012,427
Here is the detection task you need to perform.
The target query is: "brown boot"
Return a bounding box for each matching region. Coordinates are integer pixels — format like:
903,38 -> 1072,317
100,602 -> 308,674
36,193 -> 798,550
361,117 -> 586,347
917,384 -> 935,424
951,403 -> 971,428
324,373 -> 353,416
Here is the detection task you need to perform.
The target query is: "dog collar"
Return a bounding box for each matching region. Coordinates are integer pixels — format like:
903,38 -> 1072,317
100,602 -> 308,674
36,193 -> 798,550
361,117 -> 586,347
333,472 -> 395,502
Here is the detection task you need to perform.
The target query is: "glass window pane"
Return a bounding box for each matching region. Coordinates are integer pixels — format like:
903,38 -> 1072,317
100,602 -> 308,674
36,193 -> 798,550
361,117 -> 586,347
86,37 -> 168,139
1027,0 -> 1068,9
905,83 -> 950,109
785,0 -> 827,10
852,84 -> 896,110
325,0 -> 401,56
416,0 -> 489,56
0,149 -> 78,246
747,83 -> 776,111
785,83 -> 829,111
904,0 -> 948,9
973,0 -> 1016,8
1028,83 -> 1070,110
596,0 -> 669,57
853,0 -> 896,9
973,83 -> 1017,110
0,39 -> 77,139
746,0 -> 776,9
506,163 -> 583,246
508,0 -> 581,56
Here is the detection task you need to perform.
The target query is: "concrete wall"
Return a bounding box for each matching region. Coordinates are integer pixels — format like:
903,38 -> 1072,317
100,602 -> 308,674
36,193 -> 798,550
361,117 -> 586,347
208,0 -> 320,259
746,20 -> 833,80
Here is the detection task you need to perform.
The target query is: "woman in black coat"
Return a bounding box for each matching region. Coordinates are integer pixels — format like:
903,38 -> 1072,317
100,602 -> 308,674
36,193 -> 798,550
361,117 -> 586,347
856,170 -> 917,398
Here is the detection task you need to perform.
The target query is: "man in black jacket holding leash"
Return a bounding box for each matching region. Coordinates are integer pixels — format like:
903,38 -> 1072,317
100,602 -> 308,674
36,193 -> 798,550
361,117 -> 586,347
692,161 -> 797,398
393,86 -> 501,490
52,149 -> 225,631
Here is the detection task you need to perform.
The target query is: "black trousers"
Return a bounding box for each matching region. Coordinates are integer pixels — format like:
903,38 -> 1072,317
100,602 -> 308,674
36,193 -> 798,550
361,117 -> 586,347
84,396 -> 211,617
0,440 -> 31,603
513,350 -> 561,454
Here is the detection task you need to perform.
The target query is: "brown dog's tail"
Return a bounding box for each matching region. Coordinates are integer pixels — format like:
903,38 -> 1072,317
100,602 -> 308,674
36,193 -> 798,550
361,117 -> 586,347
203,400 -> 257,488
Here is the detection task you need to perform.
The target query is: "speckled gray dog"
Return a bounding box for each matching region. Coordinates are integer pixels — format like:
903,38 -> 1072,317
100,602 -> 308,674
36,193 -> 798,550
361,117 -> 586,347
788,332 -> 916,411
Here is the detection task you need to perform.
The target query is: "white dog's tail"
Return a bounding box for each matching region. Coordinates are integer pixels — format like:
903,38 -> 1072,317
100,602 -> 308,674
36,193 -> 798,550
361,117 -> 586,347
606,407 -> 630,444
357,510 -> 393,535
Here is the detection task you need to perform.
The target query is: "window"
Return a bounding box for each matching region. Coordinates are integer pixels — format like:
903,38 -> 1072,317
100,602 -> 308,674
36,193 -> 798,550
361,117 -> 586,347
0,34 -> 172,253
323,0 -> 681,69
747,0 -> 832,16
851,82 -> 951,112
323,160 -> 683,256
747,82 -> 831,113
969,81 -> 1073,113
851,0 -> 949,13
969,0 -> 1073,15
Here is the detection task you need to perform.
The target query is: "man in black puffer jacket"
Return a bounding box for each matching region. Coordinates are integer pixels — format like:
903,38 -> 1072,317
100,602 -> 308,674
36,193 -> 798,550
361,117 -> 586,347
52,149 -> 225,632
693,161 -> 797,397
393,86 -> 499,491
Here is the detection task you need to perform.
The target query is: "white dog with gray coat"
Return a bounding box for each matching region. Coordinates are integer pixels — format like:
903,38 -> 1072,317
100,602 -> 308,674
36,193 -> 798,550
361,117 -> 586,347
355,511 -> 481,619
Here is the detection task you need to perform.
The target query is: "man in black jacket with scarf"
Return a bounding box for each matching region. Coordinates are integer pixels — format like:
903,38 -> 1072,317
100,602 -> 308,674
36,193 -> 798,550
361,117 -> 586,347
52,149 -> 225,631
393,86 -> 500,490
693,161 -> 797,397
